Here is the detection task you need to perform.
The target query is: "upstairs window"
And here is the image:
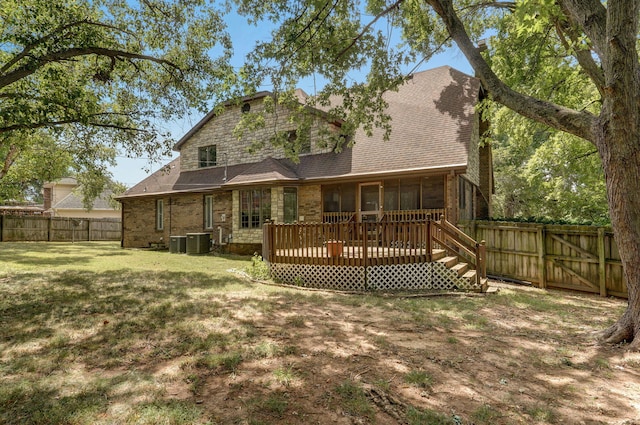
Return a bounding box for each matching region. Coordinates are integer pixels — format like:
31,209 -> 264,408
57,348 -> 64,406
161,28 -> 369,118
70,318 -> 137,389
198,145 -> 217,168
289,130 -> 311,155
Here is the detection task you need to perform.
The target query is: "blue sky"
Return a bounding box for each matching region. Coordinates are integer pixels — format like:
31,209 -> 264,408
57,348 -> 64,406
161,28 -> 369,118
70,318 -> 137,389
111,10 -> 473,188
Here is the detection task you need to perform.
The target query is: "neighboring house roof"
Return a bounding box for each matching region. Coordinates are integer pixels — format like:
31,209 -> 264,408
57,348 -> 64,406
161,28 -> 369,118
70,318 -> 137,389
45,177 -> 118,212
43,177 -> 78,188
120,66 -> 479,199
53,190 -> 115,211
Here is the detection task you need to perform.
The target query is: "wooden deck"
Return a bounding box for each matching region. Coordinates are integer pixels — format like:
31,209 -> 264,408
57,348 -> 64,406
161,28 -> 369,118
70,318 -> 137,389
272,245 -> 435,266
264,219 -> 486,283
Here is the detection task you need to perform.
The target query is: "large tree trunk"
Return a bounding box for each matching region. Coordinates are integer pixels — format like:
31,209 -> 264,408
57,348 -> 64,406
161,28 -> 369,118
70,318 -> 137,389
597,134 -> 640,350
594,0 -> 640,349
429,0 -> 640,349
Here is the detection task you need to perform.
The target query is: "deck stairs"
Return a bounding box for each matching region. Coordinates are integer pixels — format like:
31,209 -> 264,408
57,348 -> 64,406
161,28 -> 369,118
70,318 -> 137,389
431,248 -> 488,291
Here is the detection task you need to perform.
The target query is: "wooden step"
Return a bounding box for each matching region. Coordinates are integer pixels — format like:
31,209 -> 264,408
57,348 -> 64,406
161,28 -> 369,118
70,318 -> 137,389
451,262 -> 469,276
438,256 -> 458,268
462,269 -> 476,281
431,249 -> 446,261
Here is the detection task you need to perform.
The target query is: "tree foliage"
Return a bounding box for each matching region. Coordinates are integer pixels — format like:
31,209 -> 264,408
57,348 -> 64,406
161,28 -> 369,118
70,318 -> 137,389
0,0 -> 236,202
234,0 -> 640,348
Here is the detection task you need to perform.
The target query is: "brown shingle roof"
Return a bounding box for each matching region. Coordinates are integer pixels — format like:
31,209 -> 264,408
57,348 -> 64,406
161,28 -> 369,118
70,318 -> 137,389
120,66 -> 479,198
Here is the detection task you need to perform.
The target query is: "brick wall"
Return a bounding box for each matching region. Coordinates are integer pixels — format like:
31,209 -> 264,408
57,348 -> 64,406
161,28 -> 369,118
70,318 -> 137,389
121,197 -> 164,248
121,191 -> 234,248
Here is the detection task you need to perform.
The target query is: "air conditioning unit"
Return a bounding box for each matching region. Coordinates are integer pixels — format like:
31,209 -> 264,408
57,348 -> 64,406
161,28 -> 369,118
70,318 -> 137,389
169,235 -> 187,253
186,233 -> 210,254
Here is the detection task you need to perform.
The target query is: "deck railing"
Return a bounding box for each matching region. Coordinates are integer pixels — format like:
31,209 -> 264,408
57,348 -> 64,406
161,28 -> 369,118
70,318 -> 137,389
263,218 -> 486,282
321,209 -> 445,224
431,219 -> 487,286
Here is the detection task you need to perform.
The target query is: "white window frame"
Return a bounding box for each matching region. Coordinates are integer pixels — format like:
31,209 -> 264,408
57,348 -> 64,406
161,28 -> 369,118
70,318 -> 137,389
204,195 -> 214,229
156,199 -> 164,230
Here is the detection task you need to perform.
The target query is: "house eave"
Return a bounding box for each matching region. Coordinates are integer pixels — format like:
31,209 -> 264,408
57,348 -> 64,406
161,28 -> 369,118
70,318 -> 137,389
301,163 -> 468,183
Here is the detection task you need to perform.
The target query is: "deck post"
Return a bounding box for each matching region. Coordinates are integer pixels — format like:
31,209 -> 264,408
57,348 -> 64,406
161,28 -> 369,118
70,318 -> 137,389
427,220 -> 432,261
262,223 -> 271,262
363,221 -> 368,290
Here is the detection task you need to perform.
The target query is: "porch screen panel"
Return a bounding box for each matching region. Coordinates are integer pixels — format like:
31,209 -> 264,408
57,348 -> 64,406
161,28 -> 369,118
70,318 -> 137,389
422,176 -> 445,209
400,179 -> 420,210
384,179 -> 399,211
323,185 -> 340,212
341,184 -> 356,212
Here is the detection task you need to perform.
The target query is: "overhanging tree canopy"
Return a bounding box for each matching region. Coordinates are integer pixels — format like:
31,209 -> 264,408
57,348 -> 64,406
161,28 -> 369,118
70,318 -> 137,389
233,0 -> 640,349
0,0 -> 236,201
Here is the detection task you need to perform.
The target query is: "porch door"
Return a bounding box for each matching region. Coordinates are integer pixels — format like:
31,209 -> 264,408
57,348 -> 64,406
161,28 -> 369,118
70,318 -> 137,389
359,182 -> 382,222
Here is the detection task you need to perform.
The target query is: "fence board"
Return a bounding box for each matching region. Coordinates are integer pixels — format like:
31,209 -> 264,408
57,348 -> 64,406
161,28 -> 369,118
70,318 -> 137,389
459,221 -> 627,298
1,216 -> 121,242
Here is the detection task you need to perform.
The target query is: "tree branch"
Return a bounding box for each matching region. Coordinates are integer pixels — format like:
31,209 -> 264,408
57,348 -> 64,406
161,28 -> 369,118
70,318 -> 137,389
427,0 -> 597,144
0,117 -> 153,134
0,47 -> 178,90
0,144 -> 20,180
554,19 -> 605,95
0,19 -> 137,75
557,0 -> 608,59
336,0 -> 405,60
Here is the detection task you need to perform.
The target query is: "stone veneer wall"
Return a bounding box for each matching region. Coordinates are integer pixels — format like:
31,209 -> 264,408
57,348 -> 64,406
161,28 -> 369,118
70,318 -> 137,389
298,185 -> 322,223
180,98 -> 338,172
230,184 -> 322,246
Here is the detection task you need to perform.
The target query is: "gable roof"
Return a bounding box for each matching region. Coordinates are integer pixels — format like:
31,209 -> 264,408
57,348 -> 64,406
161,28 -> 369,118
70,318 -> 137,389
120,66 -> 479,198
172,89 -> 339,152
52,190 -> 115,210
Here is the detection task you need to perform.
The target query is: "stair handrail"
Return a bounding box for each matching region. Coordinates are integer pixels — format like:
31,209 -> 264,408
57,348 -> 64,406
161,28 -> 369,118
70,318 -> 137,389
431,219 -> 486,286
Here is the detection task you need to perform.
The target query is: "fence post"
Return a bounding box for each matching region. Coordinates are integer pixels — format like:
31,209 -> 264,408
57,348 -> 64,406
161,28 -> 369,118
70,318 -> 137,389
598,227 -> 607,297
537,225 -> 547,289
0,215 -> 3,242
477,240 -> 487,287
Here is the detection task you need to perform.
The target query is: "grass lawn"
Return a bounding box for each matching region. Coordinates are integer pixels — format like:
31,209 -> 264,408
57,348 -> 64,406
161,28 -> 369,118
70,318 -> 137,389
0,241 -> 638,424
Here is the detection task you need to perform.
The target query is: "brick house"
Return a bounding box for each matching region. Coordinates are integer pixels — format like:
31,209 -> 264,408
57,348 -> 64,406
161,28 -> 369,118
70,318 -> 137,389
118,66 -> 493,254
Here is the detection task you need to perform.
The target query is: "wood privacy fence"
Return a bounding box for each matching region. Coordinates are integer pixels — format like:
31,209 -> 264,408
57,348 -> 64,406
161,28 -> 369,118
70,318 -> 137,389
458,221 -> 627,298
0,216 -> 121,242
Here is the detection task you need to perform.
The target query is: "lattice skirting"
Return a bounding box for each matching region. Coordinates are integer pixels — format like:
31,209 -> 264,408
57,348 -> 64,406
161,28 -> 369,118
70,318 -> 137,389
269,263 -> 366,291
268,261 -> 481,292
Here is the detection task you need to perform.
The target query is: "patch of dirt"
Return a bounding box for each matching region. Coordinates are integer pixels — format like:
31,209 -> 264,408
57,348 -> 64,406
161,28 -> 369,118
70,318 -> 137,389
166,281 -> 640,424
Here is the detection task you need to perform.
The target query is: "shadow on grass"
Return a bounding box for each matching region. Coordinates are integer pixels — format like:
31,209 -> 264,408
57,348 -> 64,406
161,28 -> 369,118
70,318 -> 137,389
0,257 -> 636,424
0,242 -> 130,267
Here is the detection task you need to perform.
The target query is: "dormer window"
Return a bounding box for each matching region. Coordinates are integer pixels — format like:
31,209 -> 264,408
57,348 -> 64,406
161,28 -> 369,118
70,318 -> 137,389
198,145 -> 217,168
241,103 -> 251,113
